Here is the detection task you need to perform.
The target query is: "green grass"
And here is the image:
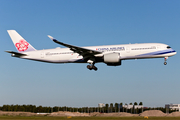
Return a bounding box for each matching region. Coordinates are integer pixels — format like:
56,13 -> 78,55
0,116 -> 180,120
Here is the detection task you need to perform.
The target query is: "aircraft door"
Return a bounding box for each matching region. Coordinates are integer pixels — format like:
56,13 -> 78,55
157,45 -> 161,50
41,52 -> 44,58
126,46 -> 130,53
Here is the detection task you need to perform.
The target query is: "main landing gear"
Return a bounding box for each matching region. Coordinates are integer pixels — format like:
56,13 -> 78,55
87,59 -> 98,71
164,57 -> 168,65
87,64 -> 98,71
86,59 -> 98,71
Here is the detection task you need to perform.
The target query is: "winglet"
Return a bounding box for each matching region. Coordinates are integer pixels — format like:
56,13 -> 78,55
48,35 -> 59,43
48,35 -> 54,40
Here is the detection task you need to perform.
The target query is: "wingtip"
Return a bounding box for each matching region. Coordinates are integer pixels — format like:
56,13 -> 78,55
47,35 -> 54,40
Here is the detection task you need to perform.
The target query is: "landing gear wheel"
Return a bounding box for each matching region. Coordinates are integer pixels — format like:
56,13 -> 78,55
94,68 -> 98,71
87,65 -> 92,70
164,57 -> 168,65
87,65 -> 91,69
87,65 -> 98,71
93,66 -> 98,71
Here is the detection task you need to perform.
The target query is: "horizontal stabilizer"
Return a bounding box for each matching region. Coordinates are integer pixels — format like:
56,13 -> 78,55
5,51 -> 27,57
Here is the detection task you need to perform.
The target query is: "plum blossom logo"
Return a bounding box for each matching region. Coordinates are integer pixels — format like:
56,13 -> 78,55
15,39 -> 29,52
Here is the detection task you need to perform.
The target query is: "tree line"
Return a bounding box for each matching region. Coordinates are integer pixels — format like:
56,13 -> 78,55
0,102 -> 176,114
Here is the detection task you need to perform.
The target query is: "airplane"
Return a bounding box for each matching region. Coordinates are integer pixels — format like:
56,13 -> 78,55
6,30 -> 177,71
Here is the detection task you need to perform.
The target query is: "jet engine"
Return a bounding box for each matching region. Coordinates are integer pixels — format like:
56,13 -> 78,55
103,53 -> 121,66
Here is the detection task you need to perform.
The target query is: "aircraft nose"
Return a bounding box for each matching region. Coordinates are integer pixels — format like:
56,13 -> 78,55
173,49 -> 177,55
174,51 -> 177,55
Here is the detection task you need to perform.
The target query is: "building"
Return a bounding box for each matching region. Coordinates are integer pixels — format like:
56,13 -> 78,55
120,104 -> 143,109
165,104 -> 180,112
123,104 -> 133,109
134,105 -> 143,109
98,103 -> 105,108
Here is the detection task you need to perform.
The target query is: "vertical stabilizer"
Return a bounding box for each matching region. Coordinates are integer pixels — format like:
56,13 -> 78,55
7,30 -> 36,52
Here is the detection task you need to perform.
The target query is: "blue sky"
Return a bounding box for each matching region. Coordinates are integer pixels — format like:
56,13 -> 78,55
0,0 -> 180,108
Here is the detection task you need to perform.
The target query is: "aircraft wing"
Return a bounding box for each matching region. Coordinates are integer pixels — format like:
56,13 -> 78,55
48,35 -> 102,57
5,51 -> 27,57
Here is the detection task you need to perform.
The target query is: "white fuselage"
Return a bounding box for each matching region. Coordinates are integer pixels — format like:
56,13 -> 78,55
18,43 -> 176,63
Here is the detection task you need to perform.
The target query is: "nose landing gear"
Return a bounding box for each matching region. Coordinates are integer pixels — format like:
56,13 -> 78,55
164,57 -> 168,65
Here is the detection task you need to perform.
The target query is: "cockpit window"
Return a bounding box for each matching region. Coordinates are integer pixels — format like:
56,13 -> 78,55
167,46 -> 171,49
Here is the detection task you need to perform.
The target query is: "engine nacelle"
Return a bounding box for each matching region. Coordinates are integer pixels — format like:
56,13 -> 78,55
104,53 -> 121,66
